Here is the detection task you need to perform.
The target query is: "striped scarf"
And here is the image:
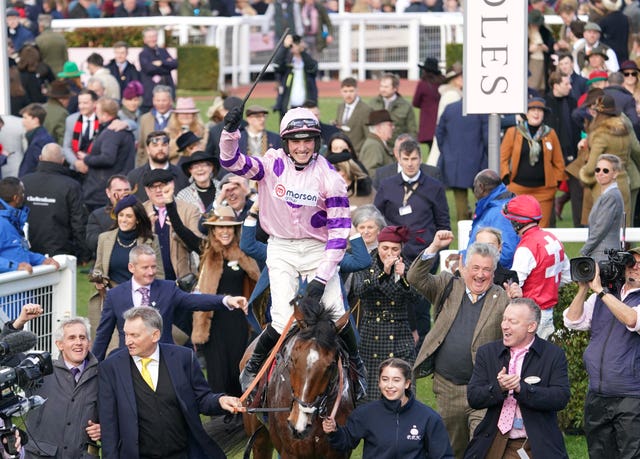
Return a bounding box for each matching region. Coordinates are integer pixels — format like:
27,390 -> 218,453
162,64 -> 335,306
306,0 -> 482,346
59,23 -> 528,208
71,115 -> 99,155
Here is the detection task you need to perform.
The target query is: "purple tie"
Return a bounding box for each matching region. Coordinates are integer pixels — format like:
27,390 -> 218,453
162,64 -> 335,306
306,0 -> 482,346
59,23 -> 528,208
137,287 -> 151,307
70,367 -> 81,384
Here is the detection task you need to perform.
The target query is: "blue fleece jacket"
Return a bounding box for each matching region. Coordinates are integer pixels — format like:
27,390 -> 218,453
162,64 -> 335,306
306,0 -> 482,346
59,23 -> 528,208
328,391 -> 454,459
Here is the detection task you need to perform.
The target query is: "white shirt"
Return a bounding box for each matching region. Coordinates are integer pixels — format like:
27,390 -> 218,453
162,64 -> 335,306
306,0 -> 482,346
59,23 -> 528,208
289,57 -> 307,108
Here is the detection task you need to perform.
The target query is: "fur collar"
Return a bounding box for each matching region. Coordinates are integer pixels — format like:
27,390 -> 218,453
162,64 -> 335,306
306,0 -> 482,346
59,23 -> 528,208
590,115 -> 629,137
191,239 -> 260,344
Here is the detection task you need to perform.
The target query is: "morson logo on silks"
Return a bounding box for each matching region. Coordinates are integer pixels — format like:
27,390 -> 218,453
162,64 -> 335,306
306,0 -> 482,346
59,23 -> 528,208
274,183 -> 318,206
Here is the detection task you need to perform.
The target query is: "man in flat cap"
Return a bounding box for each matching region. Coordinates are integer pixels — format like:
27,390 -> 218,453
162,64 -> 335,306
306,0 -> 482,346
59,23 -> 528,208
240,105 -> 281,158
359,109 -> 395,176
574,22 -> 619,73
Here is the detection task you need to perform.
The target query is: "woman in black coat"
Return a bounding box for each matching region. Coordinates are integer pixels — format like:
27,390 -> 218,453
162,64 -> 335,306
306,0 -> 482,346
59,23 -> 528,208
350,226 -> 419,401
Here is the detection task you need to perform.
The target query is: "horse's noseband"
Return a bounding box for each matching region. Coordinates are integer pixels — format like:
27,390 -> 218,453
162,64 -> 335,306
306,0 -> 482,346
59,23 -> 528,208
289,360 -> 339,418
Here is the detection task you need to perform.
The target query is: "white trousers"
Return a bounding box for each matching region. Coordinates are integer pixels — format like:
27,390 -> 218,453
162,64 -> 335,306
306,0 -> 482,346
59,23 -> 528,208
266,236 -> 345,333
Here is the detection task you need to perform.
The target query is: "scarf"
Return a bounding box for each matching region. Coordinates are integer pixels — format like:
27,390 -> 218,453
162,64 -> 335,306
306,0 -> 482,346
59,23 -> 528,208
516,121 -> 551,166
71,115 -> 99,155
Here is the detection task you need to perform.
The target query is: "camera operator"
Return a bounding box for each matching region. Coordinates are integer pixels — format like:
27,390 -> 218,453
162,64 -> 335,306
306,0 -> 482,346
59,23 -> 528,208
564,247 -> 640,459
0,304 -> 45,458
21,316 -> 100,458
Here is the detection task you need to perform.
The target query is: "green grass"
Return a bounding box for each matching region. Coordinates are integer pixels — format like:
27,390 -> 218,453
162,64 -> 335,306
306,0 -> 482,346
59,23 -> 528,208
77,94 -> 588,457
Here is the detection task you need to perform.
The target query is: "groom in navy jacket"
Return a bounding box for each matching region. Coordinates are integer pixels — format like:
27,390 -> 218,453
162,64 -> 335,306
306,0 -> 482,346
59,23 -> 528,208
92,244 -> 247,360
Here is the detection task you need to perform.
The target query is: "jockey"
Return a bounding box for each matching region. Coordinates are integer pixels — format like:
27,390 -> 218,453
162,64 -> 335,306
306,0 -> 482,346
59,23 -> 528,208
220,106 -> 367,399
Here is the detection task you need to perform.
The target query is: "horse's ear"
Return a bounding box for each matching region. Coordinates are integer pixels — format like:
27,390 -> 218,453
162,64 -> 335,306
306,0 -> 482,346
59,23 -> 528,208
291,295 -> 305,325
334,311 -> 350,332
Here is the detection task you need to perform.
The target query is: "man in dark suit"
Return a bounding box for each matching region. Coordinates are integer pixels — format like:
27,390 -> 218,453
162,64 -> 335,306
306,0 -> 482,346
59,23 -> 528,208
373,133 -> 442,190
374,138 -> 449,263
139,28 -> 177,114
336,77 -> 373,154
99,306 -> 241,459
465,298 -> 570,459
106,41 -> 141,94
238,105 -> 282,157
78,97 -> 135,212
92,244 -> 247,360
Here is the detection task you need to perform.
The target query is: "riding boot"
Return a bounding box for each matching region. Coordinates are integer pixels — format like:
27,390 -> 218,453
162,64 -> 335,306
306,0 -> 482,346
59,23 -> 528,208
240,324 -> 281,393
339,322 -> 367,400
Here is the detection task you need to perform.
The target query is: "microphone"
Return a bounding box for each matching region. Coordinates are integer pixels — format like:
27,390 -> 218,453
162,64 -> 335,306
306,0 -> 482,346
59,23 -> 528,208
0,331 -> 38,357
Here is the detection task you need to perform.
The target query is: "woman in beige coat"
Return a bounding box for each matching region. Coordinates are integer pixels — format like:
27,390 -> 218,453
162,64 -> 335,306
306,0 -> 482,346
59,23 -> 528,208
578,94 -> 640,225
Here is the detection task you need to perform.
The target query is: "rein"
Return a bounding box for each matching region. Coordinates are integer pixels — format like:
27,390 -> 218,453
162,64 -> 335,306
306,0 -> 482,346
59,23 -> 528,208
238,314 -> 296,408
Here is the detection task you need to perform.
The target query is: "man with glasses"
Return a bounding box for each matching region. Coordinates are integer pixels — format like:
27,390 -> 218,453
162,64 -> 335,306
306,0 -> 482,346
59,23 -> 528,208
564,247 -> 640,459
221,106 -> 367,400
502,195 -> 571,340
128,131 -> 189,201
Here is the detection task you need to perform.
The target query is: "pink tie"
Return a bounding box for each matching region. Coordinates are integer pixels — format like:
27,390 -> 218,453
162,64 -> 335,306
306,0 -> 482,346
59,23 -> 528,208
497,348 -> 528,434
158,207 -> 167,228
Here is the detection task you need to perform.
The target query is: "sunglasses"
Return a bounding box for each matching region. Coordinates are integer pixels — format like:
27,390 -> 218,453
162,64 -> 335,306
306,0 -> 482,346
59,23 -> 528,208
623,72 -> 638,77
594,167 -> 610,174
148,137 -> 169,145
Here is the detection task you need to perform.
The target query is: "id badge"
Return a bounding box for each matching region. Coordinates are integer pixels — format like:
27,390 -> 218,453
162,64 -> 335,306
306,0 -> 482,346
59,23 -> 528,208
399,205 -> 413,216
517,447 -> 530,459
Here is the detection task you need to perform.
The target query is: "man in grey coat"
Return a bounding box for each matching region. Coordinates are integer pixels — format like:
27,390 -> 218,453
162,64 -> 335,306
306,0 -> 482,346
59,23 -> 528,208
25,316 -> 100,458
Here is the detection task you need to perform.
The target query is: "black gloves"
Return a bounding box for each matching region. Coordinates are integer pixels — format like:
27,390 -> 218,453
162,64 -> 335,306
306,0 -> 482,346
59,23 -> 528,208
223,106 -> 243,132
306,279 -> 325,300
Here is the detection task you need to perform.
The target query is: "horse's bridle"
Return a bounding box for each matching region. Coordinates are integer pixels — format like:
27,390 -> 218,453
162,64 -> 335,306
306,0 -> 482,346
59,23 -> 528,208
289,356 -> 344,418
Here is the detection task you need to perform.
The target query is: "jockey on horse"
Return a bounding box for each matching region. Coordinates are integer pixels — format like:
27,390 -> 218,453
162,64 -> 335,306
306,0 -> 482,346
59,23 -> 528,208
220,105 -> 367,400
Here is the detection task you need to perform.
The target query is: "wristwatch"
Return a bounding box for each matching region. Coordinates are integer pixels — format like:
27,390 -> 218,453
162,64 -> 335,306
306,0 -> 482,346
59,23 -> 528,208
597,289 -> 609,299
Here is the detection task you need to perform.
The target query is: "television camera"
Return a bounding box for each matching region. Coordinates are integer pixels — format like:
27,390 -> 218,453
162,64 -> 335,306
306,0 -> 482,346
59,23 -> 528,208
0,330 -> 52,457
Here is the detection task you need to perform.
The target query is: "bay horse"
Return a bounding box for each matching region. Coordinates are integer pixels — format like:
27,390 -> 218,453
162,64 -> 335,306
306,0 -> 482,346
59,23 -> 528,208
241,300 -> 355,459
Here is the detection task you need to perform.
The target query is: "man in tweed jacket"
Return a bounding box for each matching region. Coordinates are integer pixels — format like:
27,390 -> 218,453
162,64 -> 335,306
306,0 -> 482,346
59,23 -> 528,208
407,230 -> 522,459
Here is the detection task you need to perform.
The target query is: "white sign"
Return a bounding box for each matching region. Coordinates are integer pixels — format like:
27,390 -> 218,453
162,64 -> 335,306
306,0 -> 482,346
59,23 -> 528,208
464,0 -> 527,114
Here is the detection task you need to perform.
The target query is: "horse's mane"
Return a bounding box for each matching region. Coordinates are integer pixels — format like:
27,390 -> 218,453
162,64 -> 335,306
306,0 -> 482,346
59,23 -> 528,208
298,302 -> 338,352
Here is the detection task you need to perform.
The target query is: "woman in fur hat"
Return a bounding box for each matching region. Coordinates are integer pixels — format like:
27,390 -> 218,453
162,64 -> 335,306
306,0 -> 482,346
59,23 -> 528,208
191,205 -> 260,395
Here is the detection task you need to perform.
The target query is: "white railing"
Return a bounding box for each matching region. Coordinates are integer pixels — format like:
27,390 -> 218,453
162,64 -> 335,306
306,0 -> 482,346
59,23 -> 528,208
457,220 -> 640,250
439,221 -> 640,271
52,12 -> 467,90
52,13 -> 569,91
0,255 -> 76,357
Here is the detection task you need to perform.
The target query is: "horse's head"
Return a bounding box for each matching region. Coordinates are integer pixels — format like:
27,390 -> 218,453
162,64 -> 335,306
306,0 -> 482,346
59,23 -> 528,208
285,308 -> 350,439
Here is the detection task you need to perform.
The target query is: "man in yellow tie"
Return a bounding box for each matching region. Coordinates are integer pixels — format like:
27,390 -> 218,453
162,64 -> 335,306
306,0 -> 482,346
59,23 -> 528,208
98,306 -> 242,459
